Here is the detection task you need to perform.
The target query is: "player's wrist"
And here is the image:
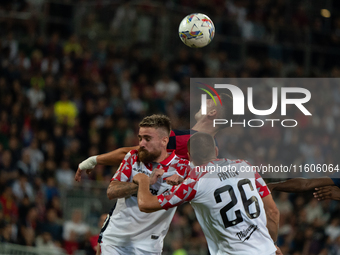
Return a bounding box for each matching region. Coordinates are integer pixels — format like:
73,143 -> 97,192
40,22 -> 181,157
79,156 -> 98,170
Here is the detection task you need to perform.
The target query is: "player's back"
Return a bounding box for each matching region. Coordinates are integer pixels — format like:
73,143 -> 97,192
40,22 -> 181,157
191,159 -> 276,255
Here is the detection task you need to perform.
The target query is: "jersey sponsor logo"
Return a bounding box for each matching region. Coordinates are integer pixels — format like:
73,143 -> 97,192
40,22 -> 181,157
150,188 -> 158,195
132,188 -> 158,197
235,224 -> 258,242
151,235 -> 159,240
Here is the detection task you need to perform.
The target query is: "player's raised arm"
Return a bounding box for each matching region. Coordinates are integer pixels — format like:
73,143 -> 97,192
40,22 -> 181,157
75,146 -> 139,182
267,177 -> 335,193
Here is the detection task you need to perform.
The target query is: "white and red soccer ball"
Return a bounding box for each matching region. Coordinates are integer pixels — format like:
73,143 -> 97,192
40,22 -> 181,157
178,13 -> 215,48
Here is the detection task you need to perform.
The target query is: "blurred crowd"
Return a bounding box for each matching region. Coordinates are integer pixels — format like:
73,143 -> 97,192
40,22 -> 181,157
0,0 -> 340,254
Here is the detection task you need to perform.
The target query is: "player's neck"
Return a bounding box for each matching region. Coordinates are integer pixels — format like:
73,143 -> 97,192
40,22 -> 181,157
192,121 -> 218,136
194,157 -> 218,166
154,149 -> 170,163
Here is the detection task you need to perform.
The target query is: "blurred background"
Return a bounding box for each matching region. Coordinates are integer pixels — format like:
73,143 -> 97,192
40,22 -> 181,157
1,0 -> 340,254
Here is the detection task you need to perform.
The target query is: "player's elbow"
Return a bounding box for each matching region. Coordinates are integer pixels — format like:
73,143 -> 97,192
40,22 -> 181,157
138,199 -> 154,213
107,189 -> 116,200
267,205 -> 280,224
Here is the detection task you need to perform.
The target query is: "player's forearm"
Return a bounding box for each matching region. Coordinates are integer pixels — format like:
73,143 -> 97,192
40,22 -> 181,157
262,195 -> 280,242
97,146 -> 139,165
107,181 -> 138,200
137,179 -> 161,213
269,177 -> 334,192
266,209 -> 280,242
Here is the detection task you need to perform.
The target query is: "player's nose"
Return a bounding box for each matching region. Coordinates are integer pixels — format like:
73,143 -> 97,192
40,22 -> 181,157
139,140 -> 146,147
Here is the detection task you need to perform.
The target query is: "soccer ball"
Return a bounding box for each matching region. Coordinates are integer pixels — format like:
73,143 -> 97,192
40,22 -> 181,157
178,13 -> 215,48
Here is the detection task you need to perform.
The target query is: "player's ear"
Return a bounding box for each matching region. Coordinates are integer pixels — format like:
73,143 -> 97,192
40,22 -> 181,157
208,109 -> 217,117
187,152 -> 191,161
215,146 -> 219,157
162,136 -> 169,147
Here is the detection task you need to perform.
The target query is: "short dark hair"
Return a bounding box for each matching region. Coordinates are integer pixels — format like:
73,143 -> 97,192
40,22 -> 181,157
139,114 -> 171,136
187,132 -> 216,165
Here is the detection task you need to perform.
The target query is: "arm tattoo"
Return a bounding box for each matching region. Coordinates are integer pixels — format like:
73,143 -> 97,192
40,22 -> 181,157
107,181 -> 138,200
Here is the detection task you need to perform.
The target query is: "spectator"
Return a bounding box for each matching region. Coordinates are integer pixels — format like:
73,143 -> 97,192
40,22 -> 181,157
63,209 -> 90,241
155,73 -> 180,101
0,150 -> 17,185
36,232 -> 64,254
27,82 -> 45,109
0,186 -> 18,222
44,177 -> 60,204
63,34 -> 82,56
17,150 -> 34,179
55,160 -> 74,188
54,93 -> 78,127
26,139 -> 44,175
326,218 -> 340,242
12,174 -> 35,202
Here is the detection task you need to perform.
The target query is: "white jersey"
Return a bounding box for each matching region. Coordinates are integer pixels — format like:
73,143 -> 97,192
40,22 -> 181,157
100,150 -> 189,253
158,159 -> 277,255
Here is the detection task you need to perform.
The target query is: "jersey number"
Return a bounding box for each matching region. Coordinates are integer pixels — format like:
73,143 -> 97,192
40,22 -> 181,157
214,179 -> 260,228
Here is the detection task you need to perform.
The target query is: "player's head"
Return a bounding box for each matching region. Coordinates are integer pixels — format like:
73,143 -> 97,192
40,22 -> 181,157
187,132 -> 218,166
195,93 -> 233,129
138,114 -> 171,163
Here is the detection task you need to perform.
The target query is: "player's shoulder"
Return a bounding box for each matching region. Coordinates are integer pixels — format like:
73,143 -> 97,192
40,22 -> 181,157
125,150 -> 139,163
170,129 -> 195,137
228,158 -> 251,165
173,154 -> 190,165
129,149 -> 138,154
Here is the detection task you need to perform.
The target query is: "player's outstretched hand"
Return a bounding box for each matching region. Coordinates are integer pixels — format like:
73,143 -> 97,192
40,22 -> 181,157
166,174 -> 184,186
275,245 -> 283,255
75,156 -> 98,182
133,173 -> 150,184
314,186 -> 340,201
149,169 -> 164,185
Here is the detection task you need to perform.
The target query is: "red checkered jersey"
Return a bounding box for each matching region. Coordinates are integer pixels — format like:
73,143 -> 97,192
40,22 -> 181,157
166,130 -> 270,199
102,150 -> 190,253
157,158 -> 276,255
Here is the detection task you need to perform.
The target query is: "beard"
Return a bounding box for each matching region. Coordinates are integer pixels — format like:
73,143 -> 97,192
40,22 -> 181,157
138,147 -> 161,164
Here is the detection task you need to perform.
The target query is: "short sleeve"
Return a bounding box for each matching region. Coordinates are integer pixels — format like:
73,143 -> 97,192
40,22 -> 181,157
157,175 -> 198,210
111,150 -> 138,182
255,172 -> 270,198
174,158 -> 191,178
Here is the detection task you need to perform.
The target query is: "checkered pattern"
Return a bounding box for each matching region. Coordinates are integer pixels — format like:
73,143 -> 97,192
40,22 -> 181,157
230,159 -> 270,198
112,150 -> 189,182
112,150 -> 138,182
157,159 -> 276,255
103,150 -> 190,253
158,159 -> 270,210
158,169 -> 203,210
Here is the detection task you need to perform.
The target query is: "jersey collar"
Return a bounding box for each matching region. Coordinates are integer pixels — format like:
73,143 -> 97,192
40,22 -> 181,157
159,151 -> 176,166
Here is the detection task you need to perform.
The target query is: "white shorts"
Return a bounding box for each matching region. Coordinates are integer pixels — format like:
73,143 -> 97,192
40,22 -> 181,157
100,244 -> 161,255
